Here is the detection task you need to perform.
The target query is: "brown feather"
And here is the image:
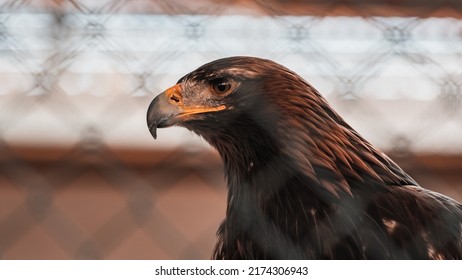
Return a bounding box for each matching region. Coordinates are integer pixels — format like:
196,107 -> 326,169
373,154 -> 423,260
153,56 -> 462,259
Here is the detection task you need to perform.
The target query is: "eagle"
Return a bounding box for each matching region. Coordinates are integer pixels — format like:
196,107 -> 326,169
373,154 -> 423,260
146,56 -> 462,259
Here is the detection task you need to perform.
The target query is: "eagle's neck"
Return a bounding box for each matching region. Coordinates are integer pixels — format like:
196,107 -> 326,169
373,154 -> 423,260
202,112 -> 346,259
208,118 -> 416,259
196,94 -> 417,259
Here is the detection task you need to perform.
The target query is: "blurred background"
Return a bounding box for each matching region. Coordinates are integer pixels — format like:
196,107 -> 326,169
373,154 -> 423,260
0,0 -> 462,259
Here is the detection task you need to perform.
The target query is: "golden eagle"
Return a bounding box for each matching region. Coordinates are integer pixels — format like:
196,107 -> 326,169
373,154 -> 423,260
147,56 -> 462,259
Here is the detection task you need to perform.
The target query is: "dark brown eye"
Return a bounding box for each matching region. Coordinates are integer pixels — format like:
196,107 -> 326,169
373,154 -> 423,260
211,78 -> 234,95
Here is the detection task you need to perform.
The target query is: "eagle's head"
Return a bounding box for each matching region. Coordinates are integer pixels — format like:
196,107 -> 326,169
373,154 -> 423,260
147,56 -> 293,141
147,56 -> 338,181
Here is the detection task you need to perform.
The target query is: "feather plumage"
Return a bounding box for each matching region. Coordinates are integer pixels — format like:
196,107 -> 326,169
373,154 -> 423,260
147,56 -> 462,259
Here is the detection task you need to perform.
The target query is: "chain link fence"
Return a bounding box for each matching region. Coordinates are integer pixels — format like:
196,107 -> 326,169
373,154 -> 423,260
0,0 -> 462,259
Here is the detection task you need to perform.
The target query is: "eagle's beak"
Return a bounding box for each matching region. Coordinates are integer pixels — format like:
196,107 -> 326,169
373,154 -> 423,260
147,84 -> 183,139
147,84 -> 226,139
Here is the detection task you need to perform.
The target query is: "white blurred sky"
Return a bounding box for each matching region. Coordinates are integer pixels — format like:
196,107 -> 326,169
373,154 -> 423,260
0,13 -> 461,153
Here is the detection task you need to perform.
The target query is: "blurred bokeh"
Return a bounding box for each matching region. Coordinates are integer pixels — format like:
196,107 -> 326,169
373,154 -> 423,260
0,0 -> 461,259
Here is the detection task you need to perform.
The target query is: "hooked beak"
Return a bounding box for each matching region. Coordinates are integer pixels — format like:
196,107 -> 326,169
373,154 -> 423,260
146,84 -> 226,139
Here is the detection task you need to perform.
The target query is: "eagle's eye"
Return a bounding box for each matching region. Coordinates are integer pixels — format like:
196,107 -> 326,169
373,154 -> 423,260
211,78 -> 235,95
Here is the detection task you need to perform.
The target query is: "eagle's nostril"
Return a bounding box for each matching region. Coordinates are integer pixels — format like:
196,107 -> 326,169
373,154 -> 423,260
170,94 -> 180,103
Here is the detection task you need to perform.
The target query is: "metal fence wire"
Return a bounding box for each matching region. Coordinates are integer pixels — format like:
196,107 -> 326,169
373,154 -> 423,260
0,0 -> 462,259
